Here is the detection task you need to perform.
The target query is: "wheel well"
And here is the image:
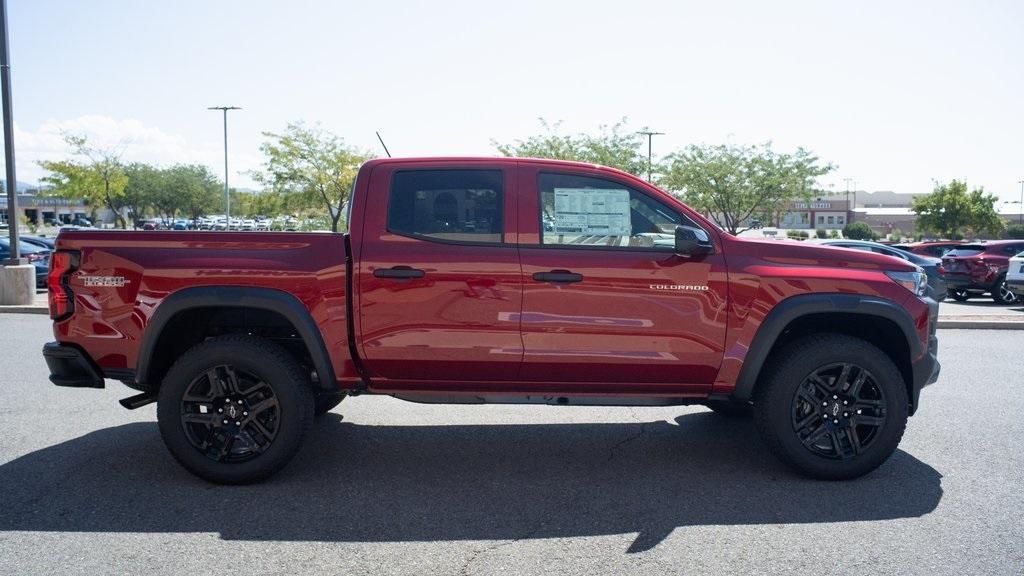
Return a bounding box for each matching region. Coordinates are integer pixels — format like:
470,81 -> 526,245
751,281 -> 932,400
142,306 -> 318,389
759,313 -> 914,407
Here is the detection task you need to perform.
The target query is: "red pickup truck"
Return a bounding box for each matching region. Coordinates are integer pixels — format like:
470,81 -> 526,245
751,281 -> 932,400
43,157 -> 940,484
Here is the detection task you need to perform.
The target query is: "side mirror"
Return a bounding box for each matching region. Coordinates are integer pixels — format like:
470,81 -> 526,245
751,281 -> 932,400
674,225 -> 713,257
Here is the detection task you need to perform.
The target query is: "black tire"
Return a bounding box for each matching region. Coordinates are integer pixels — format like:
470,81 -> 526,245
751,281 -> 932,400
706,400 -> 753,418
753,334 -> 908,480
314,394 -> 344,416
947,289 -> 970,302
991,276 -> 1019,304
157,335 -> 314,484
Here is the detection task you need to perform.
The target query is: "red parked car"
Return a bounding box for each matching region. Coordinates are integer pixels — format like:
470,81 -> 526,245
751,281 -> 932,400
43,157 -> 940,484
897,241 -> 963,259
941,240 -> 1024,303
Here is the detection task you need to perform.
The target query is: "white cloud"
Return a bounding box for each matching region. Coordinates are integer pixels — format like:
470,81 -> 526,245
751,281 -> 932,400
7,115 -> 260,187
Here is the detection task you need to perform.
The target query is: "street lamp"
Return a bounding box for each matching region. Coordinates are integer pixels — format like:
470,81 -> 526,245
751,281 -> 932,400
1018,180 -> 1023,225
208,106 -> 241,223
637,131 -> 664,183
1,0 -> 22,264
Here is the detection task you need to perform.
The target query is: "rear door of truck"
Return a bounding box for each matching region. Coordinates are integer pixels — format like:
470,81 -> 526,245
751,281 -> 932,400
354,160 -> 522,388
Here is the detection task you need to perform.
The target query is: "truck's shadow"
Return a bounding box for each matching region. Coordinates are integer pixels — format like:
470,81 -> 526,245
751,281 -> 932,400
0,412 -> 942,552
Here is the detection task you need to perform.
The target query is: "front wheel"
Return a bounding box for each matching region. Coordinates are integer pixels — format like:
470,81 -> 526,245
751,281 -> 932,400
992,276 -> 1019,304
157,335 -> 314,484
753,334 -> 908,480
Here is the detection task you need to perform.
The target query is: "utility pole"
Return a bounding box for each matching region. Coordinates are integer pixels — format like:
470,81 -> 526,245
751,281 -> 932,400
1018,180 -> 1023,225
208,106 -> 240,223
1,0 -> 22,264
637,130 -> 664,183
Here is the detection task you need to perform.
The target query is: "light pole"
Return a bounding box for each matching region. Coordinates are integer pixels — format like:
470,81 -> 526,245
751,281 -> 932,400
208,106 -> 240,223
1018,180 -> 1023,225
1,0 -> 22,264
637,130 -> 664,183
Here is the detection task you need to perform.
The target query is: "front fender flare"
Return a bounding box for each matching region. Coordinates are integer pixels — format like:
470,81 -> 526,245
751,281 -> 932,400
731,293 -> 919,401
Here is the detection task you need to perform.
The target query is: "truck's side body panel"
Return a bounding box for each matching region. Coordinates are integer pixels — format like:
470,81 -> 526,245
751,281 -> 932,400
52,232 -> 357,386
355,160 -> 525,387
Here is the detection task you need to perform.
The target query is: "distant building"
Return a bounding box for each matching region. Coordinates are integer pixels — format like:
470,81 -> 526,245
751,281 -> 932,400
0,192 -> 90,226
779,197 -> 853,230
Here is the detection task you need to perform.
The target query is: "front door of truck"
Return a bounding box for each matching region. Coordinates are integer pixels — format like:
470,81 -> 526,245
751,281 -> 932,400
356,162 -> 522,387
515,164 -> 728,393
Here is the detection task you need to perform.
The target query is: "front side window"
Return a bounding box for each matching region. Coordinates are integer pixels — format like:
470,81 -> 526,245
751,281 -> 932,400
387,169 -> 503,243
538,173 -> 695,250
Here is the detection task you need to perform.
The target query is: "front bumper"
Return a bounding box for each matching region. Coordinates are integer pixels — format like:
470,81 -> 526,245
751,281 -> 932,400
1007,278 -> 1024,295
909,297 -> 940,415
42,342 -> 104,388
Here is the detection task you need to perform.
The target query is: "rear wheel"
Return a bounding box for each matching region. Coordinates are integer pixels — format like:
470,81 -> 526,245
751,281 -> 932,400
753,334 -> 908,480
992,276 -> 1018,304
157,335 -> 314,484
947,289 -> 970,301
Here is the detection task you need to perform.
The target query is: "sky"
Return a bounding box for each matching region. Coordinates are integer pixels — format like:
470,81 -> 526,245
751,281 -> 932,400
4,0 -> 1023,203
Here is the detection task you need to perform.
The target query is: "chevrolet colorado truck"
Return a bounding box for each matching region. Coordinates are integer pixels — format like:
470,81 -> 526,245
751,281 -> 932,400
43,157 -> 940,484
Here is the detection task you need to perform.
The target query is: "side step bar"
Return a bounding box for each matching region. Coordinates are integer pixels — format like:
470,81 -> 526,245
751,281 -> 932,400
119,391 -> 158,410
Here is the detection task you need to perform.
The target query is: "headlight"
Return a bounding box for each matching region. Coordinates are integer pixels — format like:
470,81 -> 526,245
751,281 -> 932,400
886,270 -> 928,297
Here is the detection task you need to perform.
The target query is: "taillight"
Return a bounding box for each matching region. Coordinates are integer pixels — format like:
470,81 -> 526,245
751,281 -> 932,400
937,264 -> 946,276
47,250 -> 79,321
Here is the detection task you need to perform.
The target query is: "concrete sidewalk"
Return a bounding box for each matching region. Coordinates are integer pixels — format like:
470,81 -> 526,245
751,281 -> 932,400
4,290 -> 1023,329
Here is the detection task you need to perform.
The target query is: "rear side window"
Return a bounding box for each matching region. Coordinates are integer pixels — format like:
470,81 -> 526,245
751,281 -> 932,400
945,247 -> 984,257
1000,243 -> 1024,255
387,169 -> 503,244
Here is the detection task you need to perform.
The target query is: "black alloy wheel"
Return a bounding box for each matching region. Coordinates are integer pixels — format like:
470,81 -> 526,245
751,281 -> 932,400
790,363 -> 886,460
180,365 -> 280,463
157,335 -> 314,484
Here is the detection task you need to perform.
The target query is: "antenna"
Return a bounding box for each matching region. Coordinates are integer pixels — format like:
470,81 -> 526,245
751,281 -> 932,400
376,131 -> 392,158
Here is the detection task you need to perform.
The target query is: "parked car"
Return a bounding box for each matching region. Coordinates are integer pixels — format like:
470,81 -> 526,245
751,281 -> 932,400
815,239 -> 947,302
70,217 -> 92,227
139,219 -> 165,231
0,237 -> 49,287
941,240 -> 1024,303
20,235 -> 56,251
241,219 -> 256,231
44,157 -> 939,484
896,241 -> 962,258
1006,250 -> 1024,297
171,219 -> 190,231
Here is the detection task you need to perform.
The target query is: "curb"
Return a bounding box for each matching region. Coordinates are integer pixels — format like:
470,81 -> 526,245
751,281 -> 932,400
936,319 -> 1024,330
0,306 -> 47,315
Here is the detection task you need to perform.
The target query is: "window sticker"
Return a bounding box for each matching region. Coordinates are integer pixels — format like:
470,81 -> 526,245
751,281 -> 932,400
551,188 -> 631,236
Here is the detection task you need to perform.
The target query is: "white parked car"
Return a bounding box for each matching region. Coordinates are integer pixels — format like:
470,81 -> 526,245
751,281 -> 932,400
1007,250 -> 1024,298
241,219 -> 256,231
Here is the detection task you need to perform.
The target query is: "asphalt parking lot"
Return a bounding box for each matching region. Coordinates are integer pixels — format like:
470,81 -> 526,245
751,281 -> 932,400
1,314 -> 1022,575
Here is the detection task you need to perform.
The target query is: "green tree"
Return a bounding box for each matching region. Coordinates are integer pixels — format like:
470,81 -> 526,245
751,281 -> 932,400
659,142 -> 833,234
162,164 -> 222,221
1007,224 -> 1024,239
255,122 -> 372,232
911,180 -> 1005,239
122,163 -> 163,228
38,134 -> 129,228
493,118 -> 649,177
843,221 -> 878,240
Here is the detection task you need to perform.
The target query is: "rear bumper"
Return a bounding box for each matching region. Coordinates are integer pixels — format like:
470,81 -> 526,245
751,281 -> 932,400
909,297 -> 940,415
943,273 -> 991,291
42,342 -> 104,388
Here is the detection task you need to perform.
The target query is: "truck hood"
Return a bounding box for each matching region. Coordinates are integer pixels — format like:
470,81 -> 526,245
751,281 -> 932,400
726,236 -> 919,273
